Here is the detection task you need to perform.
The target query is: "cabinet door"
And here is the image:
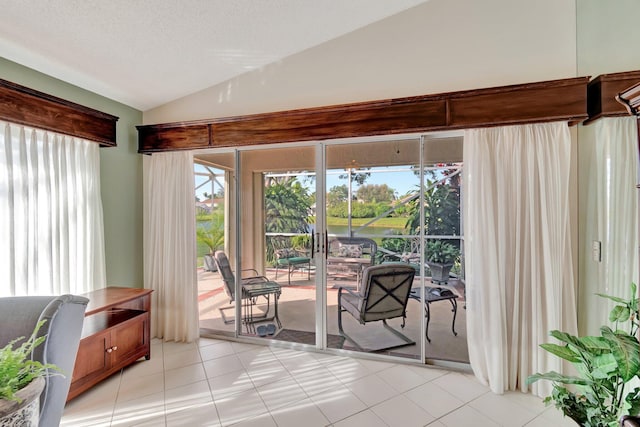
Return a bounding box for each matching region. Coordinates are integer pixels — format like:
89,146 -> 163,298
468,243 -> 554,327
71,329 -> 111,384
112,313 -> 149,365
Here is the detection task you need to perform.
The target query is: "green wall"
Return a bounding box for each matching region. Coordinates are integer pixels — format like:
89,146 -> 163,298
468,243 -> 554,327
0,57 -> 144,287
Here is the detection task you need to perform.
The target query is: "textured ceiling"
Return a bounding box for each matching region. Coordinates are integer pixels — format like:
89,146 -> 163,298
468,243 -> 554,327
0,0 -> 428,111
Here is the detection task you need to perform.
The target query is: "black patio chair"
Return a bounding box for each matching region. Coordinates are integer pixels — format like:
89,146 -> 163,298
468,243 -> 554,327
337,263 -> 416,351
213,251 -> 281,329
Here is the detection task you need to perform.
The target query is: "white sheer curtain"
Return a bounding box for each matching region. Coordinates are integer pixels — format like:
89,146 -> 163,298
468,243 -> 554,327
0,121 -> 105,296
580,117 -> 638,334
143,151 -> 199,342
463,122 -> 577,396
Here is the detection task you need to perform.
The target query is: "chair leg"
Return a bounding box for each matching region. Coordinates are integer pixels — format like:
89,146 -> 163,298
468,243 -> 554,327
381,319 -> 415,347
219,304 -> 235,324
337,304 -> 365,352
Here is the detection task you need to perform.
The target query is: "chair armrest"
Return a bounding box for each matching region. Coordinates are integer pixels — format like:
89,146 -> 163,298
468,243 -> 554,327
240,268 -> 260,277
338,287 -> 360,298
242,275 -> 268,284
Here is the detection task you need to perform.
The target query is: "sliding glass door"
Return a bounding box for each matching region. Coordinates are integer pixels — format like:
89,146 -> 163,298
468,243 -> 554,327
324,138 -> 423,360
194,133 -> 468,365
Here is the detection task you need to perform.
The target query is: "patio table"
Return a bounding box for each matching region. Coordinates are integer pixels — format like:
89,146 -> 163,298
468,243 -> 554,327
409,286 -> 458,342
241,280 -> 282,333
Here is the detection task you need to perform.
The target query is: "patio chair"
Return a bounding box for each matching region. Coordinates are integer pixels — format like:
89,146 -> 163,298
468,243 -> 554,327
213,251 -> 282,329
271,235 -> 311,285
337,263 -> 416,351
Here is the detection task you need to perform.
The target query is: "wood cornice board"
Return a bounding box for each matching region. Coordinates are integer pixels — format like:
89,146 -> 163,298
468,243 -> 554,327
0,78 -> 119,146
586,70 -> 640,124
616,80 -> 640,117
137,76 -> 589,153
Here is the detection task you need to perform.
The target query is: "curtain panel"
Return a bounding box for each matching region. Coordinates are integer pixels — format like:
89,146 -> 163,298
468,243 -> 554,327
579,117 -> 639,335
463,122 -> 577,396
143,151 -> 199,342
0,121 -> 106,296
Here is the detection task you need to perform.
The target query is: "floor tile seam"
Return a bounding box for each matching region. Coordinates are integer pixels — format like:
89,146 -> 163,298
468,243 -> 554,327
331,369 -> 378,387
204,365 -> 248,380
466,398 -> 541,427
520,411 -> 554,426
244,367 -> 294,389
451,390 -> 511,426
163,355 -> 206,372
280,363 -> 327,378
108,369 -> 126,425
115,385 -> 166,406
164,396 -> 219,425
406,394 -> 466,424
330,406 -> 391,427
200,352 -> 240,364
253,371 -> 312,405
263,392 -> 317,418
307,383 -> 371,423
223,410 -> 277,427
164,375 -> 214,395
288,369 -> 343,399
112,390 -> 167,426
120,365 -> 166,382
485,391 -> 548,416
196,376 -> 224,427
238,356 -> 286,372
217,382 -> 276,427
399,375 -> 458,399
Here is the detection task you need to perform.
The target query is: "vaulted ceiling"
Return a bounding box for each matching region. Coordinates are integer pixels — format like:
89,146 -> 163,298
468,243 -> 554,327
0,0 -> 428,110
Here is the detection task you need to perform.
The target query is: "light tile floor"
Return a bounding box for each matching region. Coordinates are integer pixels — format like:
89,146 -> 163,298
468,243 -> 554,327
61,338 -> 576,427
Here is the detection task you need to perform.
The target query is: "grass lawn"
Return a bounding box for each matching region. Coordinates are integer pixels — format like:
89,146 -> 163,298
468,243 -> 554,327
325,216 -> 407,228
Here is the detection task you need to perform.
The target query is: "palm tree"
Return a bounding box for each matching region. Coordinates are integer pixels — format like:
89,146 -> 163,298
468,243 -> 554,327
197,208 -> 225,270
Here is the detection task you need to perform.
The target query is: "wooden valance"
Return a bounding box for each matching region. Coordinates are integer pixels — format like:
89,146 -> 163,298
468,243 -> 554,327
0,78 -> 119,146
585,70 -> 640,124
616,81 -> 640,117
138,76 -> 589,153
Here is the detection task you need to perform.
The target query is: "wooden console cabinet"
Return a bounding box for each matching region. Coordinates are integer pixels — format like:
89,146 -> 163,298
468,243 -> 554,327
67,287 -> 153,401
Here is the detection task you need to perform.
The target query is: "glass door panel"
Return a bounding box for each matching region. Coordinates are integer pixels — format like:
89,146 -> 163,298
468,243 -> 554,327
422,136 -> 468,363
194,152 -> 236,336
238,146 -> 317,343
325,139 -> 422,360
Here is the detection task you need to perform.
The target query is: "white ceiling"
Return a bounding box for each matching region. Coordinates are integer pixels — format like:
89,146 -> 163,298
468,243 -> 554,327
0,0 -> 428,111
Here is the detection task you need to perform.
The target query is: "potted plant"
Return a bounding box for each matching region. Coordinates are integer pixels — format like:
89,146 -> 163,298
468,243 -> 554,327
0,320 -> 59,426
196,209 -> 225,272
425,240 -> 459,284
527,283 -> 640,427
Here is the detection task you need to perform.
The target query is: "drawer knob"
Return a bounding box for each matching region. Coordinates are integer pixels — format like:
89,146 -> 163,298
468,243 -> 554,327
106,348 -> 113,353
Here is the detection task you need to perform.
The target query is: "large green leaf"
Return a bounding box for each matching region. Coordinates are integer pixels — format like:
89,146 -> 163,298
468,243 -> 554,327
601,326 -> 640,381
590,353 -> 618,379
527,371 -> 591,386
625,386 -> 640,416
540,343 -> 580,363
609,305 -> 631,323
576,335 -> 611,355
549,330 -> 589,353
596,293 -> 629,304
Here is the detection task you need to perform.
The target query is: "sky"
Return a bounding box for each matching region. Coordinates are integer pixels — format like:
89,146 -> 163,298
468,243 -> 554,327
195,163 -> 458,201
